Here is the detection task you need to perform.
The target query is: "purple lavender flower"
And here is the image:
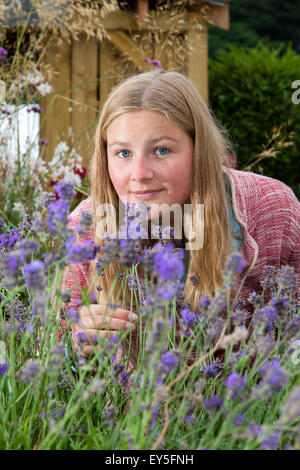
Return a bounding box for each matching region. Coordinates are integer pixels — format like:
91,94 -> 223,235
284,317 -> 300,340
65,236 -> 97,263
225,371 -> 246,398
204,395 -> 223,411
39,139 -> 49,145
23,260 -> 46,293
207,288 -> 227,316
248,291 -> 263,308
231,309 -> 249,326
259,359 -> 289,393
97,238 -> 120,269
2,251 -> 27,289
118,238 -> 139,267
77,211 -> 93,237
0,362 -> 8,376
153,243 -> 184,282
145,57 -> 151,63
197,295 -> 210,312
253,306 -> 276,333
261,430 -> 280,450
119,371 -> 129,386
189,275 -> 200,287
276,266 -> 297,292
224,252 -> 247,275
152,59 -> 161,67
253,334 -> 276,356
155,282 -> 178,302
180,308 -> 197,330
0,47 -> 8,56
233,413 -> 245,427
248,423 -> 261,439
15,238 -> 40,264
53,180 -> 76,204
76,331 -> 88,344
204,360 -> 223,379
261,265 -> 276,290
127,273 -> 139,292
46,199 -> 70,235
159,350 -> 180,375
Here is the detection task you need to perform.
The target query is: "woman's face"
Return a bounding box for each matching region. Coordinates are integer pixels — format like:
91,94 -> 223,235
106,109 -> 194,222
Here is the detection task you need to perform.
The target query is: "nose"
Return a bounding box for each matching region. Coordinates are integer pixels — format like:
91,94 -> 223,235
131,156 -> 155,181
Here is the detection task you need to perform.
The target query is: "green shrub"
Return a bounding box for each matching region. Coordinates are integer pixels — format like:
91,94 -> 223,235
209,42 -> 300,198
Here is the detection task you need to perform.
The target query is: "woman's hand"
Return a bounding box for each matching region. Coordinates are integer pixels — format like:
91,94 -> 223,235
71,303 -> 138,357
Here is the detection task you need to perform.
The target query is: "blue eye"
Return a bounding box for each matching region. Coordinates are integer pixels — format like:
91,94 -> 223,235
118,150 -> 131,158
156,147 -> 169,156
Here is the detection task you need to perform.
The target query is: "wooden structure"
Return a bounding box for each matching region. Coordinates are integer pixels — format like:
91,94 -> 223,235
39,0 -> 230,168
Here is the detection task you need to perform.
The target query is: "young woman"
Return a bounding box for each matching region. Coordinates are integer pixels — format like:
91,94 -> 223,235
61,69 -> 299,359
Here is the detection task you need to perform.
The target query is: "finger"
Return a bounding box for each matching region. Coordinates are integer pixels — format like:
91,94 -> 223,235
81,305 -> 138,322
79,317 -> 136,331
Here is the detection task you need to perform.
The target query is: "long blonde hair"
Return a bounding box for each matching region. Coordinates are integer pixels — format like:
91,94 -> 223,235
89,69 -> 235,310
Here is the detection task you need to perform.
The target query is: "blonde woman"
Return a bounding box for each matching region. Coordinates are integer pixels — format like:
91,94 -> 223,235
61,69 -> 300,359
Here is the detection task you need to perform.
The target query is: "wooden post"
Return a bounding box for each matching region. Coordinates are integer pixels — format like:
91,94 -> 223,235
39,38 -> 71,162
186,23 -> 208,104
71,35 -> 98,168
99,39 -> 119,110
137,0 -> 149,28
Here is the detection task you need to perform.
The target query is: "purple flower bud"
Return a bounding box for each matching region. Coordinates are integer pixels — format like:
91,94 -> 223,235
53,181 -> 76,204
224,252 -> 247,275
0,362 -> 8,376
204,394 -> 223,411
76,332 -> 88,344
225,371 -> 246,398
0,47 -> 8,56
23,260 -> 46,293
159,350 -> 180,375
259,359 -> 289,393
153,243 -> 184,282
152,59 -> 161,67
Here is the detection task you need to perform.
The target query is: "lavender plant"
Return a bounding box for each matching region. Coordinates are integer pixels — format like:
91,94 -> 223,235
0,181 -> 299,450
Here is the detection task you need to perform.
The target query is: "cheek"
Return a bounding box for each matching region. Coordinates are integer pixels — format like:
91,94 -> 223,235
165,162 -> 192,194
108,163 -> 126,194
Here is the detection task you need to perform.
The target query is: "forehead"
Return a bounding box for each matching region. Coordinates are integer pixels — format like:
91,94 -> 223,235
106,110 -> 182,138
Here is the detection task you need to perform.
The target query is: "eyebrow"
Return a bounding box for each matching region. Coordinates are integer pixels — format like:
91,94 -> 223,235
107,136 -> 180,148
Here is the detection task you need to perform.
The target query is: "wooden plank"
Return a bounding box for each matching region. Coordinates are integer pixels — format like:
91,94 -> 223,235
186,23 -> 208,103
102,6 -> 229,32
99,39 -> 118,110
39,37 -> 71,163
204,4 -> 230,30
71,35 -> 98,169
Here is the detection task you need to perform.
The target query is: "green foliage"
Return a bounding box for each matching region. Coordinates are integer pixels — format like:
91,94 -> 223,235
209,42 -> 300,197
208,0 -> 300,59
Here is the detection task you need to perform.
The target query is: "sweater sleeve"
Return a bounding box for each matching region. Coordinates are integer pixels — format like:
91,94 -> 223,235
60,198 -> 93,312
251,177 -> 300,287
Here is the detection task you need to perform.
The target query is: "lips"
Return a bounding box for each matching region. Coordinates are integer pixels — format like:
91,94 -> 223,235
132,189 -> 163,200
